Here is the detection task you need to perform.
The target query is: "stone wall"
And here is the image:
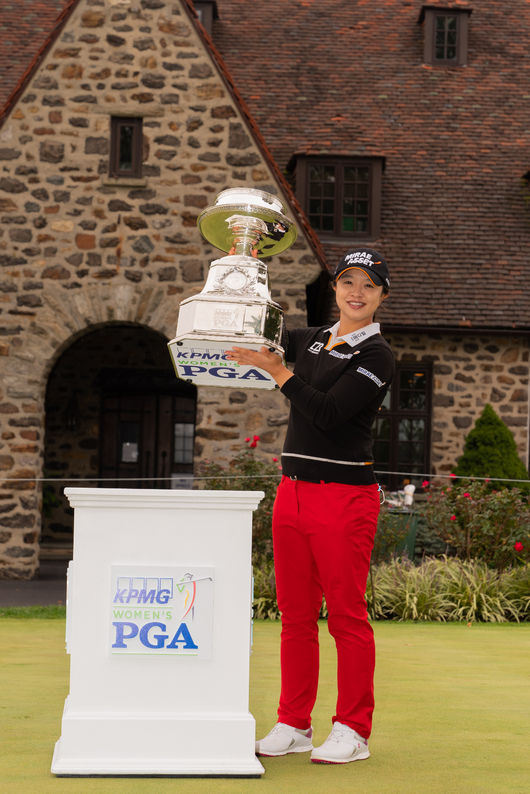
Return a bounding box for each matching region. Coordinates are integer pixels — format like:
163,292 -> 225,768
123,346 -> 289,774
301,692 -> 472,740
387,331 -> 530,474
0,0 -> 320,577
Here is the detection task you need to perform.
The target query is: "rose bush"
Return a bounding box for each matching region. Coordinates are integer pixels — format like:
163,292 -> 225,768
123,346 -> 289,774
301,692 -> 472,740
197,436 -> 281,555
420,479 -> 530,569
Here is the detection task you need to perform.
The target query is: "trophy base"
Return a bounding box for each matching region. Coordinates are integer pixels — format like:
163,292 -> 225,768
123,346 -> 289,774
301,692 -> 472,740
168,335 -> 283,390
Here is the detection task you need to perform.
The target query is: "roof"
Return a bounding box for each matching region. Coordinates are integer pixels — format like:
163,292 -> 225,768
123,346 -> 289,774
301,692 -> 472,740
0,0 -> 327,273
212,0 -> 530,331
0,0 -> 74,112
1,0 -> 530,331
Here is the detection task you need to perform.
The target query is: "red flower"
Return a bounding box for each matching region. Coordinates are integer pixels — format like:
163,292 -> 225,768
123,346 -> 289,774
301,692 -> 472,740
250,441 -> 257,448
244,437 -> 250,442
450,515 -> 457,521
253,435 -> 260,441
514,541 -> 524,552
272,457 -> 278,462
463,492 -> 471,498
421,480 -> 429,488
450,473 -> 456,479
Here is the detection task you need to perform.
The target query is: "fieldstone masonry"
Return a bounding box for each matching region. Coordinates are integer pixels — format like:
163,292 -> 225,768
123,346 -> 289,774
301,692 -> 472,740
0,0 -> 320,578
1,0 -> 529,578
386,332 -> 530,473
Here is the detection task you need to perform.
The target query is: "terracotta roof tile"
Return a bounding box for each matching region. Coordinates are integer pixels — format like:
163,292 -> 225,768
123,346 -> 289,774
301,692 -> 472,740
2,1 -> 530,330
212,0 -> 530,331
0,1 -> 74,113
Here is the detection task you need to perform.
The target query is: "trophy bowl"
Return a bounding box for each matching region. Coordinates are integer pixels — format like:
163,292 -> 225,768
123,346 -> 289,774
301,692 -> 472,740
197,187 -> 297,258
168,188 -> 296,390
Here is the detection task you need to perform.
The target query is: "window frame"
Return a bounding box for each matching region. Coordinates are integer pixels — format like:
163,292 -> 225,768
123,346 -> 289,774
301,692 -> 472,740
373,361 -> 433,491
420,6 -> 472,67
294,155 -> 384,242
194,1 -> 218,36
109,116 -> 143,179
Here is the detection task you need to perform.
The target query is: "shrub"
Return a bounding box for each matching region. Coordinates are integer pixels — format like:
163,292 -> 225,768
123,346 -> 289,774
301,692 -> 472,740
368,558 -> 454,621
501,565 -> 530,621
366,557 -> 528,623
420,479 -> 530,569
455,403 -> 529,485
254,557 -> 529,622
252,554 -> 279,620
197,436 -> 281,555
372,505 -> 418,563
441,558 -> 523,622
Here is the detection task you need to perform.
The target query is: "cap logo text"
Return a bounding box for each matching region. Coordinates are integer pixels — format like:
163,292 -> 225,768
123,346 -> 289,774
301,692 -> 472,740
344,251 -> 374,267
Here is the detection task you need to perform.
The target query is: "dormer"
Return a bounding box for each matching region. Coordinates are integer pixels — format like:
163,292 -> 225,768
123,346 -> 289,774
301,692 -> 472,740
419,5 -> 472,66
194,1 -> 219,36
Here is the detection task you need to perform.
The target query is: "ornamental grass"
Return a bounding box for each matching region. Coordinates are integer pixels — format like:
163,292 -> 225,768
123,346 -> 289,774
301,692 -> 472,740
253,556 -> 529,623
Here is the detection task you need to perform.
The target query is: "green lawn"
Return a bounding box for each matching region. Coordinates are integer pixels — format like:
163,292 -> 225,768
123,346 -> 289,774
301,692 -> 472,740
1,618 -> 528,793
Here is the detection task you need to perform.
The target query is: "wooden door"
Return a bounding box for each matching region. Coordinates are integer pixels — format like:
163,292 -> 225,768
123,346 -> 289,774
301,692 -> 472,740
99,390 -> 195,488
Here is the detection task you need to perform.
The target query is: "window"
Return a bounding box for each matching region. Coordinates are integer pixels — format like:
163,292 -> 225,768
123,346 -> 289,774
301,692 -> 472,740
174,422 -> 195,465
194,1 -> 218,36
294,156 -> 384,240
109,116 -> 143,179
420,6 -> 472,66
373,363 -> 432,490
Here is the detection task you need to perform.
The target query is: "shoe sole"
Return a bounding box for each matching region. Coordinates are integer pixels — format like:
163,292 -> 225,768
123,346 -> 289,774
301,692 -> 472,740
311,750 -> 370,764
256,745 -> 313,757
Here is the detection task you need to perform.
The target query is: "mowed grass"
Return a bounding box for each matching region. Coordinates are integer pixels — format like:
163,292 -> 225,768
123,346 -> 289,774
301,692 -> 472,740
1,619 -> 528,794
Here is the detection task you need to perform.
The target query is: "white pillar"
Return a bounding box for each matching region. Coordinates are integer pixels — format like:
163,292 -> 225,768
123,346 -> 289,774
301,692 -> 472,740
52,488 -> 265,777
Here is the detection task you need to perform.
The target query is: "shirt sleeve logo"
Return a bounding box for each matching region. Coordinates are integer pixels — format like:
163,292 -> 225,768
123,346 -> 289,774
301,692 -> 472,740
357,366 -> 384,388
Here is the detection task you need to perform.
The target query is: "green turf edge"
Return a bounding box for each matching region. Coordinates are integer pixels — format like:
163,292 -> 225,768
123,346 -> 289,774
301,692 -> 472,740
0,605 -> 67,619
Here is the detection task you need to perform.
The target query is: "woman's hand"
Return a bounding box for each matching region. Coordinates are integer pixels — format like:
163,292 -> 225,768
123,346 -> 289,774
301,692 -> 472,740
225,346 -> 293,389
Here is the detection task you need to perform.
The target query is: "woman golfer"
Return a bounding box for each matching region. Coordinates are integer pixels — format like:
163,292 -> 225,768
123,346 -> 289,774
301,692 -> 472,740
226,247 -> 394,764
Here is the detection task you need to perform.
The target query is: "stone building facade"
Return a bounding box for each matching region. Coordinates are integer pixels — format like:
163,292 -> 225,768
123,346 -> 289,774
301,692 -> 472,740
386,332 -> 530,472
1,0 -> 530,578
0,0 -> 321,577
213,0 -> 530,483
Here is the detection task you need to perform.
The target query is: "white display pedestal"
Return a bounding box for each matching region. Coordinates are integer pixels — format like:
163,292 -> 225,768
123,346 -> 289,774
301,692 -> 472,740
52,488 -> 265,777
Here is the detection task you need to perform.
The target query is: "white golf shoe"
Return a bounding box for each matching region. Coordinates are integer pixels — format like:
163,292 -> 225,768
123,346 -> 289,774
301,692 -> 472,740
255,722 -> 313,757
311,721 -> 370,764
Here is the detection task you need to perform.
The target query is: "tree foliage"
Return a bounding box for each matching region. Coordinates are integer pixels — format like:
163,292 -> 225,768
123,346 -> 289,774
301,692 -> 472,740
455,403 -> 529,484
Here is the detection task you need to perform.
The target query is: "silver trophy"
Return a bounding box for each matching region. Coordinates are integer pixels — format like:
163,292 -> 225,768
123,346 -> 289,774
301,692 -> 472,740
168,187 -> 297,390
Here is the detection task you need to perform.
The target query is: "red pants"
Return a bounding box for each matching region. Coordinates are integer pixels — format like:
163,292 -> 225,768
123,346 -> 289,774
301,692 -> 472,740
272,476 -> 380,739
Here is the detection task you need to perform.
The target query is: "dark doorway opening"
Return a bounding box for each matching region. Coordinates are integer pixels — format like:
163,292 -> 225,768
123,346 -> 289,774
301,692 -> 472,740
99,368 -> 195,488
306,270 -> 334,326
43,324 -> 197,558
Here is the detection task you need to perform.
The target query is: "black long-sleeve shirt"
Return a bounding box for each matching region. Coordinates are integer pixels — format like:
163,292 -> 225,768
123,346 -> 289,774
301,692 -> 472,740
280,323 -> 395,485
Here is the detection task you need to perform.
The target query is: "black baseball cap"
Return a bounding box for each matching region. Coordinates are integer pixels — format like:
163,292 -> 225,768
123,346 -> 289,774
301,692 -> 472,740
334,247 -> 390,292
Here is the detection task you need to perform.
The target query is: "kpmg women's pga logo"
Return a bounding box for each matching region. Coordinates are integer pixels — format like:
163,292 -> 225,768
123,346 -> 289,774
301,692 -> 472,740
109,566 -> 214,657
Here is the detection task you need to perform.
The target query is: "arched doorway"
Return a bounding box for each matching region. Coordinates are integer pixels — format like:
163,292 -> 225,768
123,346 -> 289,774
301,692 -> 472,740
42,324 -> 197,558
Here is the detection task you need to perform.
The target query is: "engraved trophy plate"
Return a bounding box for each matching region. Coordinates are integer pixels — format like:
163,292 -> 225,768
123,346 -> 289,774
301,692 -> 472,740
168,188 -> 296,390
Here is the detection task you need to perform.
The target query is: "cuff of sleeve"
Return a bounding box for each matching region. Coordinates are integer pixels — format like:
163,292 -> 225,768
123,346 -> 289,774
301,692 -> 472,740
280,374 -> 306,400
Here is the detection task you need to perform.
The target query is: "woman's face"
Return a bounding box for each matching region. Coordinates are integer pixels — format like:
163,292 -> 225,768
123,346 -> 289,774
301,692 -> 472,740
334,269 -> 386,332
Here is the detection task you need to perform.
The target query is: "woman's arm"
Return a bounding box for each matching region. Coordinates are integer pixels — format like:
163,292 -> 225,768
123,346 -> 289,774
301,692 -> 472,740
226,344 -> 394,431
281,349 -> 394,430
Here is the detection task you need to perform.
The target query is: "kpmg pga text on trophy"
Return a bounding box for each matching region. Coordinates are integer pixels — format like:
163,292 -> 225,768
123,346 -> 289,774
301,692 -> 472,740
168,188 -> 297,390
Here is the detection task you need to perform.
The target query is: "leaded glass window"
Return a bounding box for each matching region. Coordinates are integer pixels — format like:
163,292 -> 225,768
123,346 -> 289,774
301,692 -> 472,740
374,365 -> 432,489
299,157 -> 383,239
